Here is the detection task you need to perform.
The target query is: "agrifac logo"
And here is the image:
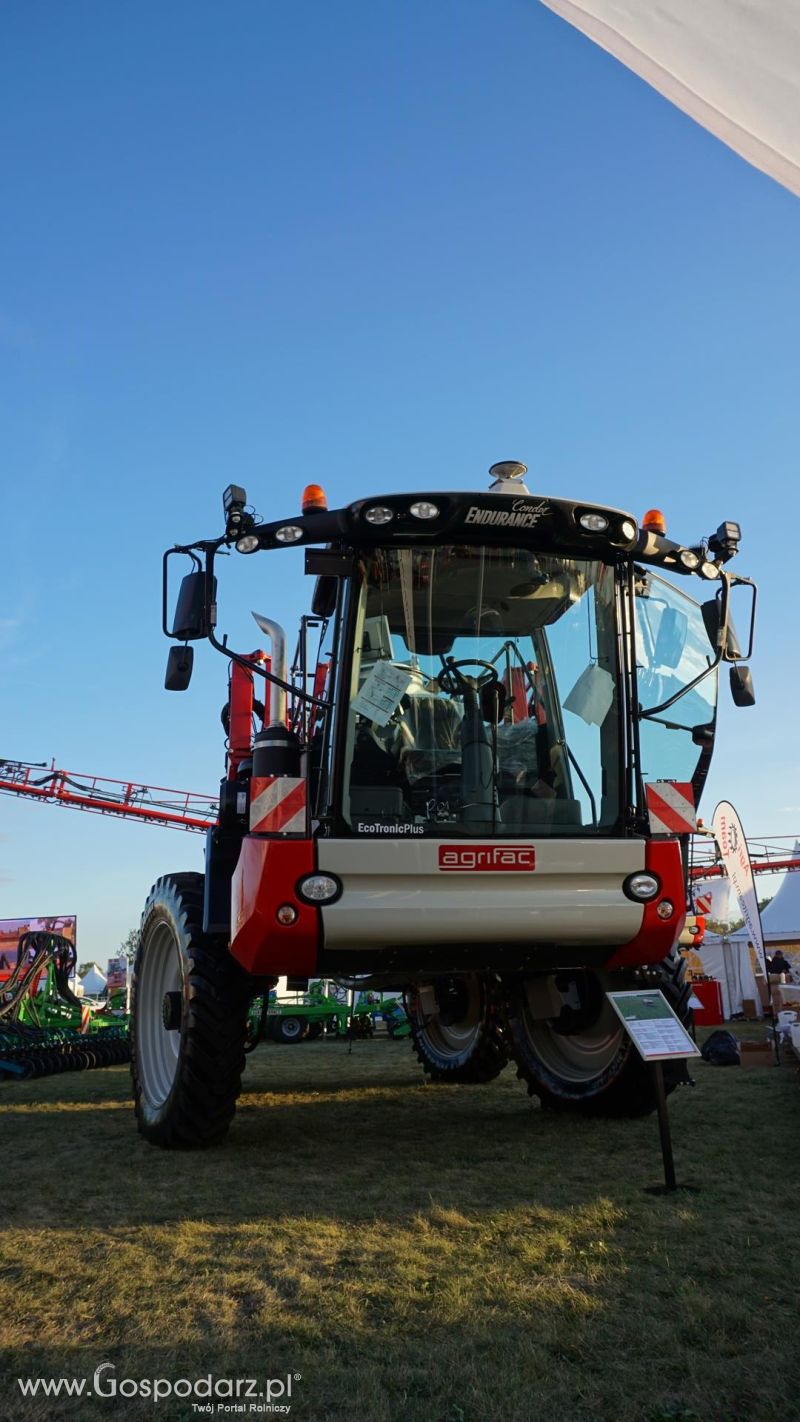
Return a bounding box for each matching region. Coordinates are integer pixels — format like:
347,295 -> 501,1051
438,844 -> 536,872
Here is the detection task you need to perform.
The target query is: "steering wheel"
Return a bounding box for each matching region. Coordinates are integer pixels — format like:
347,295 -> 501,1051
438,658 -> 500,696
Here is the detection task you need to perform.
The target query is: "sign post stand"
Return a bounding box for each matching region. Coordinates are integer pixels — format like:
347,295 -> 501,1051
651,1061 -> 677,1193
607,989 -> 701,1196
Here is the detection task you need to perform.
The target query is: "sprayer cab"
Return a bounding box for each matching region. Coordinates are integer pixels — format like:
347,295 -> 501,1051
159,462 -> 756,960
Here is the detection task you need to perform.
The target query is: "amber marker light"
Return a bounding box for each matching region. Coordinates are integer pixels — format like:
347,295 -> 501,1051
642,509 -> 667,535
301,484 -> 328,513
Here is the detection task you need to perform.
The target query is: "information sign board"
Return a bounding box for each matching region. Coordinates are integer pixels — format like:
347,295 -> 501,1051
607,990 -> 700,1062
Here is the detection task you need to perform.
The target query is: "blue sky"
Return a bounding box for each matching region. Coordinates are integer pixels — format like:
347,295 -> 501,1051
1,0 -> 798,961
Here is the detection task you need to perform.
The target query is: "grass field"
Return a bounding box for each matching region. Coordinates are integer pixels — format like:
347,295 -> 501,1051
0,1029 -> 797,1422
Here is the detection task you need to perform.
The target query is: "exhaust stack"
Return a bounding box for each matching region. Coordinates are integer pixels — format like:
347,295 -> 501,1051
251,612 -> 288,727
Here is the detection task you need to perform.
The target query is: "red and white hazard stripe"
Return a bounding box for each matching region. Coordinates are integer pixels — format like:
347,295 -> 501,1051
249,776 -> 307,835
645,781 -> 697,835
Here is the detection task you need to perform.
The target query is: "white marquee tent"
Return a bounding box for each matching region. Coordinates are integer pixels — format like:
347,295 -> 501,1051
691,937 -> 758,1020
78,963 -> 108,997
699,844 -> 800,1014
725,844 -> 800,949
540,1 -> 800,196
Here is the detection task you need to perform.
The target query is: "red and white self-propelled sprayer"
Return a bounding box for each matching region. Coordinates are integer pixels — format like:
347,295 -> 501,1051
131,462 -> 757,1146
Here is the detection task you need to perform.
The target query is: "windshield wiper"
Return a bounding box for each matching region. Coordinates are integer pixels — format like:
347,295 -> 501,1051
643,715 -> 694,734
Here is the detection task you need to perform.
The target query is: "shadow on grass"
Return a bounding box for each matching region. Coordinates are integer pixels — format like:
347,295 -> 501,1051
2,1043 -> 798,1421
1,1039 -> 798,1233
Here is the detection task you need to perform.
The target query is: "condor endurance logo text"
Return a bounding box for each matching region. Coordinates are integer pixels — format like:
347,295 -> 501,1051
438,845 -> 536,872
463,498 -> 550,530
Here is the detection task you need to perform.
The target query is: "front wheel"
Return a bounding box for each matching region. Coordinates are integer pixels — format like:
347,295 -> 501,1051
131,873 -> 249,1148
503,951 -> 692,1116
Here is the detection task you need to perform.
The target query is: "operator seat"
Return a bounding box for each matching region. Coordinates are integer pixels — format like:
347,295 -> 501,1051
399,692 -> 461,753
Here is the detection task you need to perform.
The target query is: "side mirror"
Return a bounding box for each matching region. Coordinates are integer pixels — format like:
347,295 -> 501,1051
703,578 -> 757,663
730,664 -> 756,707
171,571 -> 214,641
701,596 -> 722,652
165,645 -> 194,691
305,549 -> 355,618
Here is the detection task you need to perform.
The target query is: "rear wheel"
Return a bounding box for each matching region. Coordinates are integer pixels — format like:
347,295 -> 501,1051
504,951 -> 692,1115
131,873 -> 249,1148
407,974 -> 510,1083
274,1015 -> 309,1044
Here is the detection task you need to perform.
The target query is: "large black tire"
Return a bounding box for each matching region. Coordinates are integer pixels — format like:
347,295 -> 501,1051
406,974 -> 510,1084
504,951 -> 692,1116
131,873 -> 250,1148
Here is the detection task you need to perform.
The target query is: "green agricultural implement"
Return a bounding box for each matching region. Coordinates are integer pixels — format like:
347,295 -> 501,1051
0,931 -> 130,1080
246,980 -> 410,1048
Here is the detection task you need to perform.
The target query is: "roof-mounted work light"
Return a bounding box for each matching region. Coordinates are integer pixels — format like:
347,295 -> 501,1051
223,484 -> 249,538
707,520 -> 741,563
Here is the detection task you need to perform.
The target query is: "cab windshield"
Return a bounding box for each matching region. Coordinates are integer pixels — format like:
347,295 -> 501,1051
339,545 -> 621,837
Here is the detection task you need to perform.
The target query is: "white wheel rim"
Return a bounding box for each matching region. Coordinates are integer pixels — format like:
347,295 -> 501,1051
523,984 -> 624,1084
418,977 -> 483,1059
282,1018 -> 301,1039
137,920 -> 182,1107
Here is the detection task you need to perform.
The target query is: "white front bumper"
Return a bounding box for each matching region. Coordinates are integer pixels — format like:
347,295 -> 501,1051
317,839 -> 645,951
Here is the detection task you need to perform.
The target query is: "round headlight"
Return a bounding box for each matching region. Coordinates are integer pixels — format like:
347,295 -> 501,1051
579,512 -> 609,533
656,900 -> 675,920
297,873 -> 342,904
680,550 -> 701,570
364,506 -> 394,525
620,519 -> 637,541
410,501 -> 439,520
623,872 -> 660,902
236,533 -> 260,554
274,525 -> 303,544
701,561 -> 721,579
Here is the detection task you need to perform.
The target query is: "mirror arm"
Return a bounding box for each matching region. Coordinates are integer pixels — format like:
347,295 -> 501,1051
207,628 -> 333,713
162,540 -> 221,639
640,571 -> 731,721
639,652 -> 721,720
726,574 -> 757,661
641,714 -> 696,734
163,534 -> 333,712
205,542 -> 332,713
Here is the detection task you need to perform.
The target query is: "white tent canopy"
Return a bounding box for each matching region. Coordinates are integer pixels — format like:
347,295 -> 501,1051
540,1 -> 800,195
726,844 -> 800,944
692,938 -> 759,1019
79,963 -> 107,996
